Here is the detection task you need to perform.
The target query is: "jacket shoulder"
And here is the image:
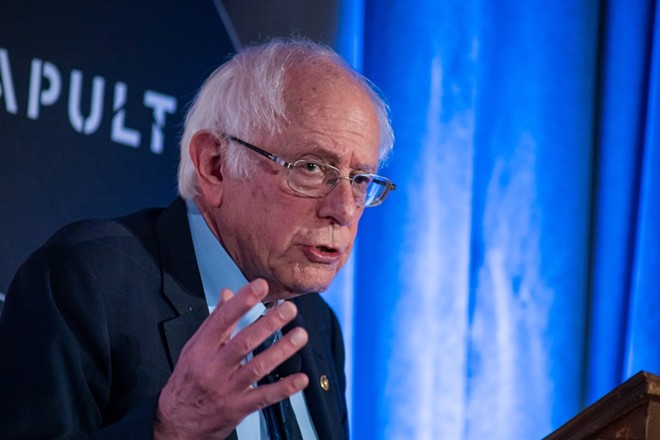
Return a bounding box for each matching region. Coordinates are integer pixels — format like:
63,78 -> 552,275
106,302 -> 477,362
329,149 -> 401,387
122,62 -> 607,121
45,206 -> 165,248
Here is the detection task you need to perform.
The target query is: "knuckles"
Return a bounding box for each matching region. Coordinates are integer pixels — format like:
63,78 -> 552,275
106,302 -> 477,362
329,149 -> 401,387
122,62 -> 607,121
244,356 -> 270,380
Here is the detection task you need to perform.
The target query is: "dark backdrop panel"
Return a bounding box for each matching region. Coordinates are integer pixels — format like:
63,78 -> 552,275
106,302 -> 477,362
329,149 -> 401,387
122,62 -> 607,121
0,0 -> 341,299
0,1 -> 235,293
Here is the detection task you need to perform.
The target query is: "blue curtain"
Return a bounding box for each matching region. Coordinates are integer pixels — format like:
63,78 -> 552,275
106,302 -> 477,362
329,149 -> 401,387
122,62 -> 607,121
333,0 -> 660,438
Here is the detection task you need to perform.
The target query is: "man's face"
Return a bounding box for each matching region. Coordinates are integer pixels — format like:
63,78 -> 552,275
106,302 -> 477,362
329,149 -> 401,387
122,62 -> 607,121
210,64 -> 381,302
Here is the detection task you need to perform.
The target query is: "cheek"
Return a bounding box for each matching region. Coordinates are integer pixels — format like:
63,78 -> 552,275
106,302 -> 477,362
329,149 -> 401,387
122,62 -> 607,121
268,202 -> 310,241
344,225 -> 359,255
249,189 -> 304,247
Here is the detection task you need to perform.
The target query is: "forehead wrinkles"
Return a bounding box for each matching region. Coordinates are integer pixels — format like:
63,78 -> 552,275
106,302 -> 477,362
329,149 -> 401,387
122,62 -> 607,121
280,61 -> 380,157
283,60 -> 372,119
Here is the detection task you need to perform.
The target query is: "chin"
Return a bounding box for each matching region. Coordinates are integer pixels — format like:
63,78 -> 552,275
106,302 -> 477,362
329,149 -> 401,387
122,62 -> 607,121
273,267 -> 337,297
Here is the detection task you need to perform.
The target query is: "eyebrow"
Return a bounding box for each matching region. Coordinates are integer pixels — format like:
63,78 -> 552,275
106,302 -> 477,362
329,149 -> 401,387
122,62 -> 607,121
299,144 -> 378,174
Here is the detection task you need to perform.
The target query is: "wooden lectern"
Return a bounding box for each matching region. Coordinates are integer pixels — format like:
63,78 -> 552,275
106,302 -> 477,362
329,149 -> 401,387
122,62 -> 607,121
545,371 -> 660,439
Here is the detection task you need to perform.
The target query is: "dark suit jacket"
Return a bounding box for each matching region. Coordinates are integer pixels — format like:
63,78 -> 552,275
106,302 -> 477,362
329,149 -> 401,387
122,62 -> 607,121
0,199 -> 348,439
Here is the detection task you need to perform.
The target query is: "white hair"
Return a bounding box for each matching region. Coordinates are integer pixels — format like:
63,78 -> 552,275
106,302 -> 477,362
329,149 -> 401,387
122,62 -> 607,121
177,38 -> 394,200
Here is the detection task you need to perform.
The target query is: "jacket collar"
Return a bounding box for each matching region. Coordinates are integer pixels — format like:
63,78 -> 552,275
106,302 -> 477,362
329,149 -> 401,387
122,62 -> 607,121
154,198 -> 209,367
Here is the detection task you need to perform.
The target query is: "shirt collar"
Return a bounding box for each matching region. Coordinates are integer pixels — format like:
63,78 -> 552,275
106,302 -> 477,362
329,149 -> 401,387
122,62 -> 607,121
185,198 -> 265,332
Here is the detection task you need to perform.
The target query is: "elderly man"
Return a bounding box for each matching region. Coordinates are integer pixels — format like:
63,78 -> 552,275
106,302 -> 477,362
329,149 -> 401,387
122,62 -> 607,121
0,39 -> 395,439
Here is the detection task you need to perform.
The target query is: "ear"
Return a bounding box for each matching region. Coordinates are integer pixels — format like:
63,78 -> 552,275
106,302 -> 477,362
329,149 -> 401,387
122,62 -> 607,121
189,131 -> 225,207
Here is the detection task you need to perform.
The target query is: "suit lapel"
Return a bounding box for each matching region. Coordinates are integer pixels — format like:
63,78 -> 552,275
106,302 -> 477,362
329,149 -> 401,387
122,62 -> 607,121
153,200 -> 238,440
288,303 -> 346,440
154,199 -> 209,368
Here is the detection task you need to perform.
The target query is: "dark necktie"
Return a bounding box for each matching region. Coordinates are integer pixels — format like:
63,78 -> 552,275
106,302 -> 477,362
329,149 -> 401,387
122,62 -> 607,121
254,331 -> 304,440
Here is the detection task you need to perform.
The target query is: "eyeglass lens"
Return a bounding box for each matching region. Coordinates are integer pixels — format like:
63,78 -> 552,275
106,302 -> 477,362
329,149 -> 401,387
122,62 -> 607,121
288,160 -> 388,207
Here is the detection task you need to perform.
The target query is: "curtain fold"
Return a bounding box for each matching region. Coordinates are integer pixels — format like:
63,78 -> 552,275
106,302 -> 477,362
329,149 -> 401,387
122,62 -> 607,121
587,0 -> 658,404
623,0 -> 660,384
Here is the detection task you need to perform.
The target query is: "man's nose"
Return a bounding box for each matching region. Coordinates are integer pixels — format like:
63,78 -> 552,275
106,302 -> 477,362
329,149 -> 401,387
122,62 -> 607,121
317,178 -> 361,226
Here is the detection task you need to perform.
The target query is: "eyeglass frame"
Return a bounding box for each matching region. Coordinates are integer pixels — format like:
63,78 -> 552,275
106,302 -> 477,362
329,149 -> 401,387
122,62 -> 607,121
223,134 -> 396,207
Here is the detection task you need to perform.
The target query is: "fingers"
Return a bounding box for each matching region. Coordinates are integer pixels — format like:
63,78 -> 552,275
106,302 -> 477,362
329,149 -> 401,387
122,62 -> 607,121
233,322 -> 311,415
186,279 -> 268,354
209,279 -> 269,332
221,302 -> 308,385
155,279 -> 311,438
239,325 -> 308,386
235,372 -> 310,417
218,287 -> 234,307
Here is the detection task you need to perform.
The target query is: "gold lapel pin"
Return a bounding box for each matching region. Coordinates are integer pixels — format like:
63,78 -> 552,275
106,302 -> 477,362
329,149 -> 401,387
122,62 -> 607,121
320,374 -> 330,391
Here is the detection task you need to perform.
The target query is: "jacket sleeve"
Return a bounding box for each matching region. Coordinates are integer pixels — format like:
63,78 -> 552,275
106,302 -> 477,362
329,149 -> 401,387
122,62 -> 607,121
0,240 -> 158,439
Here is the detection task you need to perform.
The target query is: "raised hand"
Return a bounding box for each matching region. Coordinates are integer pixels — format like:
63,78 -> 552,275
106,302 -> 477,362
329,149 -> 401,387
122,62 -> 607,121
154,279 -> 309,439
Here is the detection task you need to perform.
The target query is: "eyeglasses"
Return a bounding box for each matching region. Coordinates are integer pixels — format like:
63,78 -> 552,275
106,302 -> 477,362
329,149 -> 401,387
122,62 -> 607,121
225,135 -> 396,207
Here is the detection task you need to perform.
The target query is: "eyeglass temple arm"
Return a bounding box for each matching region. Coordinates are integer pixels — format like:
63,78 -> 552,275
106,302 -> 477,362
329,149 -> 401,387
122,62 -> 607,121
225,135 -> 293,169
372,176 -> 396,191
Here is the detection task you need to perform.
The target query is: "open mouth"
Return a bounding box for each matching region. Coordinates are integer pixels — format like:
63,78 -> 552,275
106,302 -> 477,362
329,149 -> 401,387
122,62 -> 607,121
303,244 -> 342,264
316,245 -> 337,254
